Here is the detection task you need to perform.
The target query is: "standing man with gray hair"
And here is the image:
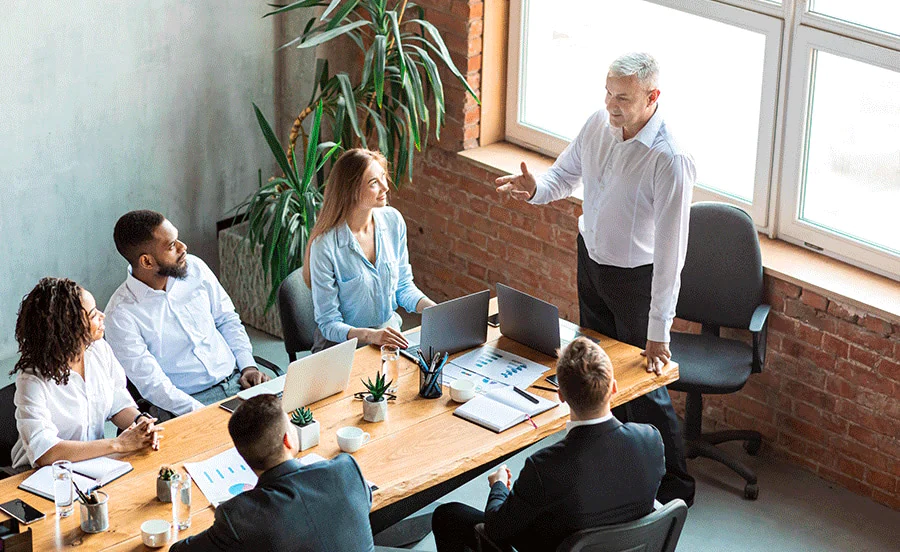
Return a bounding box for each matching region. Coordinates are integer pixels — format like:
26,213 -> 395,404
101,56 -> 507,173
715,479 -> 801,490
495,52 -> 695,506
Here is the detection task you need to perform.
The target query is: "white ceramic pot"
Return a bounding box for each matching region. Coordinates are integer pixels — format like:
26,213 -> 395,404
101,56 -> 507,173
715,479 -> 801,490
295,420 -> 320,451
362,396 -> 388,423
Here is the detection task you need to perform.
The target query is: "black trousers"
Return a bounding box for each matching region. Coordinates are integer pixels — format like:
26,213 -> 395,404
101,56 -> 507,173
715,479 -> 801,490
577,234 -> 695,506
432,502 -> 484,552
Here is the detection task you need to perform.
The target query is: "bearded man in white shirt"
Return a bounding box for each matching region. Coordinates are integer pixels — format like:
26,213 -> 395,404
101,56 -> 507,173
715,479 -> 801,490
495,52 -> 695,506
104,210 -> 270,418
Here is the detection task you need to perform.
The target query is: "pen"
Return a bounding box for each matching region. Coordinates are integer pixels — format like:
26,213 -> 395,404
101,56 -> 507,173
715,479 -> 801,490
513,386 -> 539,404
531,385 -> 558,393
73,481 -> 88,504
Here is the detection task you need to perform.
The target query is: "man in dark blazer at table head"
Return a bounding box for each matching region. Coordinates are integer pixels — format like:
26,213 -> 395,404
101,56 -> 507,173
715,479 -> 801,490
169,394 -> 375,552
431,337 -> 666,552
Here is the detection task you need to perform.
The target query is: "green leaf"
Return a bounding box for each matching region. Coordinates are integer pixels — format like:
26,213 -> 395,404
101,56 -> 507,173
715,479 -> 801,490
302,102 -> 325,190
252,103 -> 298,188
360,104 -> 388,153
336,73 -> 362,139
386,11 -> 405,80
264,0 -> 325,18
374,34 -> 386,108
325,0 -> 359,31
319,0 -> 342,20
406,20 -> 480,104
408,45 -> 444,138
297,20 -> 369,49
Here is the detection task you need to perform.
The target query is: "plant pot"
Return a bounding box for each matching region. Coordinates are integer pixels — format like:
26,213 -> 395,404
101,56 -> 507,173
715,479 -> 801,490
156,477 -> 173,503
362,396 -> 388,423
294,420 -> 320,451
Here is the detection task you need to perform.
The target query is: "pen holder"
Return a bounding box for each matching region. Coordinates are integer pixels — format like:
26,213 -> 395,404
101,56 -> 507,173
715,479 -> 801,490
79,491 -> 109,533
418,367 -> 443,399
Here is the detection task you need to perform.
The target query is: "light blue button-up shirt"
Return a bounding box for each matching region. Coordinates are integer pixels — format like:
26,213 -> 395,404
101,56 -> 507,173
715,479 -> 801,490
104,255 -> 255,415
310,206 -> 426,343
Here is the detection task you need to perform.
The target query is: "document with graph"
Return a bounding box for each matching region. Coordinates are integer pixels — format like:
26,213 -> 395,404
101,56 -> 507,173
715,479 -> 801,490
448,345 -> 549,390
184,447 -> 257,507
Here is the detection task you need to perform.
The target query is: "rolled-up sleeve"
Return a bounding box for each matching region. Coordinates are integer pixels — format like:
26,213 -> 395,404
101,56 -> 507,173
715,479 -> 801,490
648,153 -> 694,343
14,376 -> 61,467
104,310 -> 203,416
393,213 -> 426,313
310,237 -> 354,344
196,258 -> 255,370
98,340 -> 137,418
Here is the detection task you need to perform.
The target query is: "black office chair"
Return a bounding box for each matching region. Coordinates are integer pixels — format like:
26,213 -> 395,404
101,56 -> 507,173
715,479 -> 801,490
278,269 -> 317,361
668,202 -> 770,500
1,383 -> 20,478
474,499 -> 688,552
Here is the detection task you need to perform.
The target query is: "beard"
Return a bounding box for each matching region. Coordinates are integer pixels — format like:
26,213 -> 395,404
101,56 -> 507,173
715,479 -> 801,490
157,255 -> 189,279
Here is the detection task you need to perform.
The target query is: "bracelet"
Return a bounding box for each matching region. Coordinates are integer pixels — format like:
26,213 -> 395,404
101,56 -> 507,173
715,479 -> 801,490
133,412 -> 151,425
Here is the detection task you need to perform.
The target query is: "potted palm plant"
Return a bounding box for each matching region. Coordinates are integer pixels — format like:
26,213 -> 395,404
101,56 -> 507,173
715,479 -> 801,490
361,372 -> 392,423
290,406 -> 320,451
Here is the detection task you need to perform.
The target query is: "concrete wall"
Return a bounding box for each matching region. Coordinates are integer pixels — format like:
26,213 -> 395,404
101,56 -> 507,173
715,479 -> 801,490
0,3 -> 294,361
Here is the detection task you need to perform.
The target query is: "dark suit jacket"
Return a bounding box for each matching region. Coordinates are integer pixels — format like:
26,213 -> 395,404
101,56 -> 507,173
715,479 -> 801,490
484,418 -> 665,551
170,454 -> 374,552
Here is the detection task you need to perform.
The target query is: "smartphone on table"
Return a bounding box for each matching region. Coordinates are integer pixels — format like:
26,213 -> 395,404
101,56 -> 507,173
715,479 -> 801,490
0,498 -> 46,524
487,313 -> 500,327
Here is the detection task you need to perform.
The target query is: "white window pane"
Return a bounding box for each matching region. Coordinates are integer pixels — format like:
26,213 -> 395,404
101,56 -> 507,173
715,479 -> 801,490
801,52 -> 900,255
519,0 -> 768,202
810,0 -> 900,37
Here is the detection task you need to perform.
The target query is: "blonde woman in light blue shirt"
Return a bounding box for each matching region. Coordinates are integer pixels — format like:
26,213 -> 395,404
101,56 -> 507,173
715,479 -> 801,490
304,149 -> 436,352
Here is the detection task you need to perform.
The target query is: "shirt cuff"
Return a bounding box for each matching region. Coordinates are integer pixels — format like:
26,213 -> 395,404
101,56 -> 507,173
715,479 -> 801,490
322,321 -> 355,344
647,316 -> 673,343
402,290 -> 427,314
234,351 -> 256,371
527,182 -> 548,205
26,432 -> 62,467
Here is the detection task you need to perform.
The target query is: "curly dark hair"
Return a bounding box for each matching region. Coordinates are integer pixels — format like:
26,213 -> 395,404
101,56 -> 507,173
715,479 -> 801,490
12,277 -> 91,385
113,210 -> 165,265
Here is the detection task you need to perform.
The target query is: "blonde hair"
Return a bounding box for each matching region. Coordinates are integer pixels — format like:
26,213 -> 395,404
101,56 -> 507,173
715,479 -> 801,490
302,149 -> 389,287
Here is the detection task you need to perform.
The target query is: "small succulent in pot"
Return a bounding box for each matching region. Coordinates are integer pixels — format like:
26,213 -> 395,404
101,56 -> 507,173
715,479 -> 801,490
362,372 -> 392,422
290,406 -> 320,451
157,466 -> 177,502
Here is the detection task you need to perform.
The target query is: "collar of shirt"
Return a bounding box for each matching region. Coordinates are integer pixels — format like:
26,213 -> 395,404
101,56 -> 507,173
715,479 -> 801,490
566,412 -> 615,431
609,103 -> 664,148
124,265 -> 173,301
335,210 -> 389,263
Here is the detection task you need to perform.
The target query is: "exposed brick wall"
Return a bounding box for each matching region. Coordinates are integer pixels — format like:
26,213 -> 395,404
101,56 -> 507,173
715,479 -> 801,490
386,0 -> 900,510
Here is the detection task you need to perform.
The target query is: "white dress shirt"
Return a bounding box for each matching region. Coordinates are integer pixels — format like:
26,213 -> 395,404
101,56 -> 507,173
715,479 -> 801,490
565,411 -> 615,432
11,339 -> 137,468
104,255 -> 255,416
530,106 -> 695,343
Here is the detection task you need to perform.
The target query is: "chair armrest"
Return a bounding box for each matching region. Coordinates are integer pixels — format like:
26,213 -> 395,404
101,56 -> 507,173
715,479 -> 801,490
749,305 -> 770,374
475,523 -> 515,552
253,356 -> 285,377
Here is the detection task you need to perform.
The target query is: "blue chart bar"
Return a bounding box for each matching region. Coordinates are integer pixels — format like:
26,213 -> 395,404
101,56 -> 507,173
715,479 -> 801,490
228,467 -> 234,474
239,464 -> 247,471
204,471 -> 213,484
216,469 -> 224,479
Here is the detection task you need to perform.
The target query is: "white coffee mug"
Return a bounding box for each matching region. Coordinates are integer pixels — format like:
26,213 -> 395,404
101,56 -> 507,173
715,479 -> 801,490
450,379 -> 476,403
337,426 -> 371,453
141,519 -> 172,548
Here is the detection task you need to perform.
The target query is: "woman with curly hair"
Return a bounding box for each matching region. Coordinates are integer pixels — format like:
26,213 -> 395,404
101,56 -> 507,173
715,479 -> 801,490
10,277 -> 163,468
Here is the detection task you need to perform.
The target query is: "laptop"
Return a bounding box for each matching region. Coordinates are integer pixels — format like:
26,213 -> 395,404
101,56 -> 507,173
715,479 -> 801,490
400,290 -> 491,363
496,283 -> 599,358
232,338 -> 358,413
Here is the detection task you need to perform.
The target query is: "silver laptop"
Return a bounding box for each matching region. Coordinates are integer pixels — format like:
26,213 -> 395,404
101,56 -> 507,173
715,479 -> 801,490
400,289 -> 491,363
236,338 -> 357,412
496,283 -> 562,357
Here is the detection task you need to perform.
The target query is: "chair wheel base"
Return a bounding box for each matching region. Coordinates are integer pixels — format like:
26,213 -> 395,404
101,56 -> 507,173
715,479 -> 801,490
744,438 -> 761,456
744,483 -> 759,500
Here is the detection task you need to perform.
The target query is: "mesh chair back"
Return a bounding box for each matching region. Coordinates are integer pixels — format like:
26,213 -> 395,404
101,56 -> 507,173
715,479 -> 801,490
278,269 -> 317,358
0,383 -> 17,467
676,202 -> 763,329
557,499 -> 688,552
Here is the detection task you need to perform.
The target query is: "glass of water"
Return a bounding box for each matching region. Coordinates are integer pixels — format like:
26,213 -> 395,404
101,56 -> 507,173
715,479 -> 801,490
171,473 -> 192,530
52,460 -> 74,518
381,344 -> 400,394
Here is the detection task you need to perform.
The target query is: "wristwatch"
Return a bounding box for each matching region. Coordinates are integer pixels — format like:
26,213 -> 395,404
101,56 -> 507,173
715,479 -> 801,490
133,411 -> 152,425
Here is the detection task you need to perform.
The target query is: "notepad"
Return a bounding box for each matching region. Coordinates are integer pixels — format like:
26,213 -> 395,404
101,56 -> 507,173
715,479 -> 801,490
18,457 -> 133,501
453,386 -> 558,433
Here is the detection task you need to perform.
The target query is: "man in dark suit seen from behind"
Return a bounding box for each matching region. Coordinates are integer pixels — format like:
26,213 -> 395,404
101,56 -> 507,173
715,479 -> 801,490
431,337 -> 666,551
169,394 -> 375,552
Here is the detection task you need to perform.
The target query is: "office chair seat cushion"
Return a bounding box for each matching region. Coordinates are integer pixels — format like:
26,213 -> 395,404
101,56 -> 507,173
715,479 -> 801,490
668,333 -> 753,394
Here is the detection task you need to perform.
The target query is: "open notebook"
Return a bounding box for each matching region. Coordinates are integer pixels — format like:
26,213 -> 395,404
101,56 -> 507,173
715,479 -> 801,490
453,386 -> 558,433
18,457 -> 133,500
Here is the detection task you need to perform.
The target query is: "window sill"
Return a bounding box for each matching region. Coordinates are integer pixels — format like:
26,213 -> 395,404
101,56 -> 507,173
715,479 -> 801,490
458,142 -> 900,325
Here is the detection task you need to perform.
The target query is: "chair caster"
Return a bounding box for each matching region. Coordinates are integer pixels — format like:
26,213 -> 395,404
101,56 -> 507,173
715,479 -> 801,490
744,438 -> 761,456
744,483 -> 759,500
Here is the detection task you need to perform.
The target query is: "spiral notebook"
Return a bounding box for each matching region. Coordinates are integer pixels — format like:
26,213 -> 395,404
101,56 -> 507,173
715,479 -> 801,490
18,457 -> 133,500
453,386 -> 558,433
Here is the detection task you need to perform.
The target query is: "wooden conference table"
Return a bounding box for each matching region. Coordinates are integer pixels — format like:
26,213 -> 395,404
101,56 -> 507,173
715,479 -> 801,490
0,300 -> 678,551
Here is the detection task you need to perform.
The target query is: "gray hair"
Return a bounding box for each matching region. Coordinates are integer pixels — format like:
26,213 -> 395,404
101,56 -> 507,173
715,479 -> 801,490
608,52 -> 659,89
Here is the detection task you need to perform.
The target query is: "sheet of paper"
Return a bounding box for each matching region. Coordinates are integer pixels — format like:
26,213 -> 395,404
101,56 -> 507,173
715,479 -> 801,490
449,346 -> 549,390
184,448 -> 258,507
442,362 -> 507,395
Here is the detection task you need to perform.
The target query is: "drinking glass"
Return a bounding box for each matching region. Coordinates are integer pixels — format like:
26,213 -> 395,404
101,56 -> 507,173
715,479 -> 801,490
381,344 -> 400,394
171,474 -> 192,530
52,460 -> 74,518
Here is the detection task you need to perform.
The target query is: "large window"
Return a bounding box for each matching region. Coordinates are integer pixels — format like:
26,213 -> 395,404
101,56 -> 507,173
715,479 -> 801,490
507,0 -> 900,278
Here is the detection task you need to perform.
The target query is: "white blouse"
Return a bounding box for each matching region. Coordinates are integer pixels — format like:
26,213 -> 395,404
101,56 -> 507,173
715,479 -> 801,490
11,339 -> 137,468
